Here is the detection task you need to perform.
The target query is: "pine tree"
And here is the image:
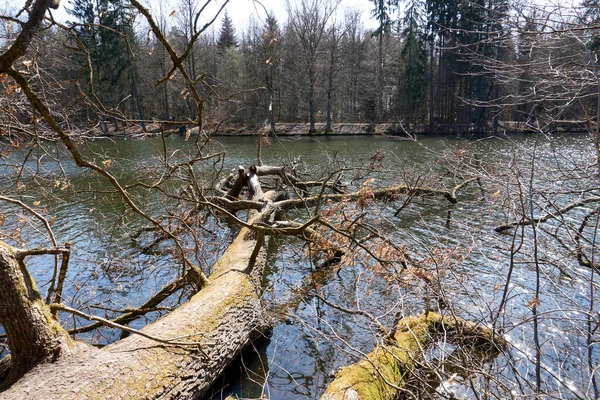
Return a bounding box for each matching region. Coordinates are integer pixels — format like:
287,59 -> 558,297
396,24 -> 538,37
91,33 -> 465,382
67,0 -> 142,129
583,0 -> 600,50
217,11 -> 238,51
370,0 -> 399,123
397,0 -> 427,123
67,0 -> 97,48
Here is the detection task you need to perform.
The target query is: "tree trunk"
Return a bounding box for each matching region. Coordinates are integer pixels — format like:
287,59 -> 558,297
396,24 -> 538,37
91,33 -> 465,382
269,92 -> 276,135
377,33 -> 384,124
131,74 -> 146,132
321,312 -> 506,400
326,89 -> 332,134
163,80 -> 170,121
325,39 -> 336,134
326,66 -> 334,134
0,244 -> 72,388
1,192 -> 279,399
309,76 -> 316,134
429,44 -> 434,129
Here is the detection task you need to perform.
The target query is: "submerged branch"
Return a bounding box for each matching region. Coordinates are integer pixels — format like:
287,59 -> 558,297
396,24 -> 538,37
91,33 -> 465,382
321,312 -> 506,400
495,197 -> 600,232
276,183 -> 460,211
67,274 -> 188,335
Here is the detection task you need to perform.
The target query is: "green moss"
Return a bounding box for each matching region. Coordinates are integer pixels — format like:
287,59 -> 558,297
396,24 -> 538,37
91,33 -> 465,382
68,226 -> 269,399
0,241 -> 16,254
200,281 -> 256,331
322,313 -> 505,400
92,272 -> 260,397
335,327 -> 427,399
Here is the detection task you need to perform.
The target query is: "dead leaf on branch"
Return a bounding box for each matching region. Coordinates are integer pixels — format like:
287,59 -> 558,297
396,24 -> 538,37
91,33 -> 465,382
526,297 -> 539,308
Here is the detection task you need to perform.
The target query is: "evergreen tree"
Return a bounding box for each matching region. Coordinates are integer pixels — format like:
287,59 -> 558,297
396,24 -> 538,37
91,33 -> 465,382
583,0 -> 600,23
217,11 -> 238,51
370,0 -> 399,123
397,0 -> 427,123
67,0 -> 97,48
583,0 -> 600,50
425,0 -> 459,124
67,0 -> 142,129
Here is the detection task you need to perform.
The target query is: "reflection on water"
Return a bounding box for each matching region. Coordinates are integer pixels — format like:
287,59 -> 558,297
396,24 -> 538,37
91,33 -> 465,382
1,133 -> 598,398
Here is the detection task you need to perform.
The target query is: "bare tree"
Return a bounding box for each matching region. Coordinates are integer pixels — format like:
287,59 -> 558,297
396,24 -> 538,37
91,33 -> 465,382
287,0 -> 339,134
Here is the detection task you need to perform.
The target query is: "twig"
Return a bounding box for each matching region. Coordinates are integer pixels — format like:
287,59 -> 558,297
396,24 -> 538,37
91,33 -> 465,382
496,197 -> 600,232
51,303 -> 213,354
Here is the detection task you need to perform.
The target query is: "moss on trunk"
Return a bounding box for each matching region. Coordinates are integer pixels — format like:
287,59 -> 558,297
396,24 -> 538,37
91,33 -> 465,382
0,192 -> 279,399
0,243 -> 72,389
321,312 -> 506,400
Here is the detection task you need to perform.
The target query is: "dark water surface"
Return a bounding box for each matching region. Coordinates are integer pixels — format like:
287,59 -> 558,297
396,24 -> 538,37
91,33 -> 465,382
1,133 -> 598,399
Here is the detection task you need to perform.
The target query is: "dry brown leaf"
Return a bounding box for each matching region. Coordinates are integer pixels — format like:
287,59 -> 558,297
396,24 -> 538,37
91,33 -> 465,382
526,297 -> 539,308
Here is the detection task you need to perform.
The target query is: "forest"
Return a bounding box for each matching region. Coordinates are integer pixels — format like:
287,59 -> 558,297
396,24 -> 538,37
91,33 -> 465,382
3,0 -> 598,136
1,0 -> 600,399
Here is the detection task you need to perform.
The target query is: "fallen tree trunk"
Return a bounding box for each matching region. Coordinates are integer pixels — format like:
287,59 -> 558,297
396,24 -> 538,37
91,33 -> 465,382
1,193 -> 279,399
320,312 -> 506,400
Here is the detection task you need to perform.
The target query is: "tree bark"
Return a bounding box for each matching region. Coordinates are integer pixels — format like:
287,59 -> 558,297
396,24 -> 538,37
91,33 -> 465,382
0,243 -> 72,388
320,312 -> 506,400
309,76 -> 316,134
1,192 -> 279,399
377,32 -> 384,124
429,44 -> 434,129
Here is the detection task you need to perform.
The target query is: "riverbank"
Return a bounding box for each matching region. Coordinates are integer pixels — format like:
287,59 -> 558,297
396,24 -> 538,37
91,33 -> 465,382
204,120 -> 589,136
85,120 -> 590,139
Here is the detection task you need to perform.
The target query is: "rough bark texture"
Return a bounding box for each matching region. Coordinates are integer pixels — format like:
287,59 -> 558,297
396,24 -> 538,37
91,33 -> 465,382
0,243 -> 72,388
1,195 -> 276,399
320,312 -> 506,400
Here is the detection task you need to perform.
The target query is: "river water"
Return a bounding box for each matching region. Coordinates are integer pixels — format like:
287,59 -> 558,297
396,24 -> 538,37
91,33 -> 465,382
0,133 -> 598,399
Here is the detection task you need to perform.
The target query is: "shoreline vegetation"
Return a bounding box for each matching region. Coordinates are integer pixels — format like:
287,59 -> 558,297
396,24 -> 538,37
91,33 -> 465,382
78,120 -> 591,139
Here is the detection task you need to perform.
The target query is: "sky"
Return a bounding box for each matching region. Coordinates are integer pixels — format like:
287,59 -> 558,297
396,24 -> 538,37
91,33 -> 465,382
51,0 -> 380,34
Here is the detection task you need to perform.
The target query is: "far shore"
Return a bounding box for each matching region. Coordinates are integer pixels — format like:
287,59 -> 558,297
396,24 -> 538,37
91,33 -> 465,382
82,120 -> 591,139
